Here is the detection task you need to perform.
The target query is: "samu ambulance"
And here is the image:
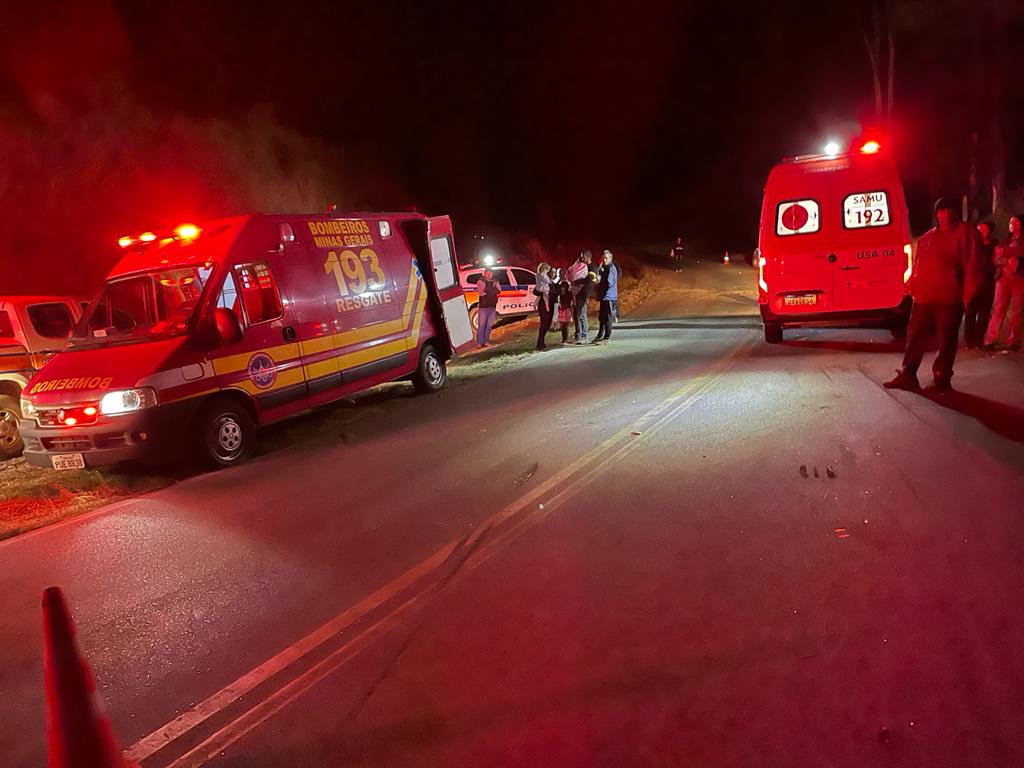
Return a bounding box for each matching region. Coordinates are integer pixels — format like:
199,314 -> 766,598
19,212 -> 474,469
757,141 -> 913,343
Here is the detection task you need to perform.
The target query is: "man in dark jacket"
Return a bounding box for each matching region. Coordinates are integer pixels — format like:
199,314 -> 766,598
885,196 -> 984,392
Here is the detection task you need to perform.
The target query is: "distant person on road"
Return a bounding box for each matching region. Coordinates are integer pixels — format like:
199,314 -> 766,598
885,196 -> 984,392
669,236 -> 685,272
557,279 -> 573,343
475,268 -> 501,348
593,250 -> 619,344
965,221 -> 998,348
534,262 -> 554,350
983,213 -> 1024,351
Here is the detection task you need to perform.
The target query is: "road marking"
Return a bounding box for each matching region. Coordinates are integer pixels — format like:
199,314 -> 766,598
158,336 -> 756,768
127,333 -> 755,765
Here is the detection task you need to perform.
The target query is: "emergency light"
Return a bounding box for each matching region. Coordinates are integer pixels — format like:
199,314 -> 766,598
823,141 -> 841,158
118,223 -> 202,248
861,141 -> 881,154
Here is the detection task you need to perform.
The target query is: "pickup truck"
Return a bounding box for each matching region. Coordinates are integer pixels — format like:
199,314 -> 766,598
0,296 -> 84,459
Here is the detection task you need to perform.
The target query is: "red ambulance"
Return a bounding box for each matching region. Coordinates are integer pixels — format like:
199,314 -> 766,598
19,212 -> 474,469
757,141 -> 913,343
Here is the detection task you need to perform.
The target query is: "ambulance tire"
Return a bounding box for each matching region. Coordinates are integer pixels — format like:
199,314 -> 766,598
197,398 -> 255,468
0,395 -> 24,460
468,306 -> 480,334
412,343 -> 447,393
764,324 -> 783,344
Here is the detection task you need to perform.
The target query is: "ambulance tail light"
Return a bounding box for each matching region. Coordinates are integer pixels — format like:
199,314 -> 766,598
757,252 -> 768,293
903,243 -> 913,283
100,388 -> 158,416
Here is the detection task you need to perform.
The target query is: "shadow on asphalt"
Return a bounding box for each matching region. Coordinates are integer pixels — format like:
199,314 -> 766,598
919,387 -> 1024,444
621,321 -> 760,331
780,338 -> 905,354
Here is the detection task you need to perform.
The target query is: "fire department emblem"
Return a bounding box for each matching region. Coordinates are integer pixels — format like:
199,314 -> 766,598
247,352 -> 276,389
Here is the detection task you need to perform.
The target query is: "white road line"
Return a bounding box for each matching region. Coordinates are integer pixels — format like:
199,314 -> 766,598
127,333 -> 755,765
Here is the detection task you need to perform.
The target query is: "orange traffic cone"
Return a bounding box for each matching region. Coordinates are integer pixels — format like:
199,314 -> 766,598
42,587 -> 131,768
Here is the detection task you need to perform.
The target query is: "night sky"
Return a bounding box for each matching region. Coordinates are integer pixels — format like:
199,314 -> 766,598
2,0 -> 1023,287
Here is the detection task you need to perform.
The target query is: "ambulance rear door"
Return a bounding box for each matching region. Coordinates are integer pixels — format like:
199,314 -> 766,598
426,216 -> 474,354
829,155 -> 909,313
764,162 -> 836,316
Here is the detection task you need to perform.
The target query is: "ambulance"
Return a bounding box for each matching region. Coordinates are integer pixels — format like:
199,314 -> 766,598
757,141 -> 913,343
18,212 -> 474,469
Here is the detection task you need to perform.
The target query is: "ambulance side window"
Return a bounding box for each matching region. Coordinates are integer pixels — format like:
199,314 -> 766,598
233,262 -> 283,325
429,236 -> 457,290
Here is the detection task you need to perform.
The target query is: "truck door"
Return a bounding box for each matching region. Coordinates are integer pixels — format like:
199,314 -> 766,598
829,158 -> 908,312
426,216 -> 475,354
209,259 -> 307,414
769,192 -> 835,316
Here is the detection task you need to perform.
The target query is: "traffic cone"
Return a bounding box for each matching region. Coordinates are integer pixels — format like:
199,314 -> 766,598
42,587 -> 131,768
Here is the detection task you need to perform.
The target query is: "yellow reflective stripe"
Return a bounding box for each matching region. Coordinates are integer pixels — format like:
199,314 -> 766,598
211,343 -> 299,376
299,336 -> 333,356
336,338 -> 409,371
400,263 -> 420,326
333,318 -> 405,349
409,282 -> 428,346
303,359 -> 338,381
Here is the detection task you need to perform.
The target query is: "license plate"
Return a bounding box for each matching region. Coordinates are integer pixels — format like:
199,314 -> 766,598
783,295 -> 817,306
51,453 -> 85,471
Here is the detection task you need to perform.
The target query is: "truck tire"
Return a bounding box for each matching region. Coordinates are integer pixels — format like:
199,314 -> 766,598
468,305 -> 480,334
197,398 -> 255,468
764,323 -> 783,344
412,343 -> 446,393
0,395 -> 24,460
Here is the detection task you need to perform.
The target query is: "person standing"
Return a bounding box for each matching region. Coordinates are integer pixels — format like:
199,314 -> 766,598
964,221 -> 998,348
983,213 -> 1024,351
534,263 -> 553,350
557,280 -> 573,343
884,196 -> 984,392
475,268 -> 501,348
593,250 -> 619,344
573,268 -> 597,343
668,236 -> 685,272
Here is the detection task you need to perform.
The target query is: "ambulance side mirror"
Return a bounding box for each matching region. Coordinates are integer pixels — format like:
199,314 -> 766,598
213,307 -> 244,347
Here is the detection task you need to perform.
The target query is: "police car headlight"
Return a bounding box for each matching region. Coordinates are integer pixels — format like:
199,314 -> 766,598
20,398 -> 36,418
100,388 -> 158,415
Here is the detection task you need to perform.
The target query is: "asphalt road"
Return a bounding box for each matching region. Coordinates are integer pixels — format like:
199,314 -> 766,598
3,262 -> 1024,768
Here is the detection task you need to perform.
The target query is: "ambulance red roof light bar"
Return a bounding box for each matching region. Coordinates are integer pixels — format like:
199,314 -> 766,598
861,140 -> 881,154
117,222 -> 203,248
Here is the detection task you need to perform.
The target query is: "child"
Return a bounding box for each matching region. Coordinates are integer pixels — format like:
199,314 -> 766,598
557,280 -> 573,343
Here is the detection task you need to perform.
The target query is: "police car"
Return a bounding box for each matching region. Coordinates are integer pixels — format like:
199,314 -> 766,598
460,266 -> 538,332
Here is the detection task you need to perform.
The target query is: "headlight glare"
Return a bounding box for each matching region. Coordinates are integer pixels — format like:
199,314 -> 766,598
99,388 -> 158,415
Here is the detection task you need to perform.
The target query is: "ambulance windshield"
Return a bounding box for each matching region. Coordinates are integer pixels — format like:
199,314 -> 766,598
71,267 -> 213,346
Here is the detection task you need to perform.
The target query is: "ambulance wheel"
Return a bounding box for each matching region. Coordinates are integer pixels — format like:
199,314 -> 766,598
764,324 -> 783,344
412,343 -> 447,393
468,306 -> 480,333
198,398 -> 254,468
0,395 -> 24,460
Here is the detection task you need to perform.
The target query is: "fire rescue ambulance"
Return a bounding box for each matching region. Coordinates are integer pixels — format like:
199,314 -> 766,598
19,213 -> 474,469
757,141 -> 913,343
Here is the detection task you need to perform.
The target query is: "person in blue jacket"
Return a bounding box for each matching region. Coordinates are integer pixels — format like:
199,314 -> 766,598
593,249 -> 619,343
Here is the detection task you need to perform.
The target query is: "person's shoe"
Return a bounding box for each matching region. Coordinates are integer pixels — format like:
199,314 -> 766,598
933,377 -> 953,393
883,371 -> 920,391
591,337 -> 603,345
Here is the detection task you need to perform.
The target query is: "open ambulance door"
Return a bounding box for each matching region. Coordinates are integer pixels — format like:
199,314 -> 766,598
425,216 -> 475,355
